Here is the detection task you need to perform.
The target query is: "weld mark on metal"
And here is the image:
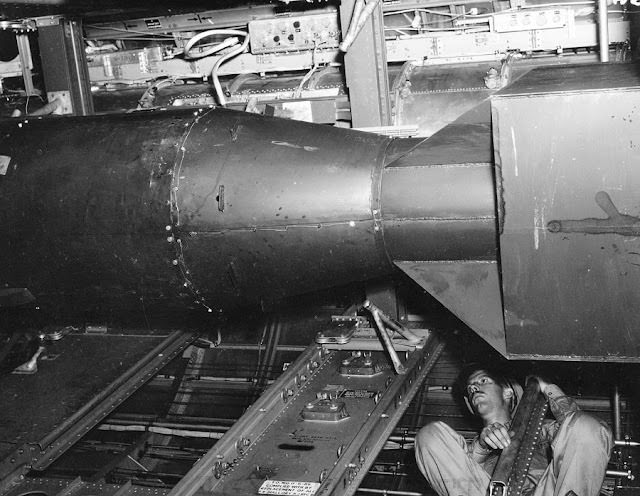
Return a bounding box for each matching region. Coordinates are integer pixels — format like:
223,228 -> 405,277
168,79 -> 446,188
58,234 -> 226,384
388,216 -> 495,222
271,140 -> 318,152
230,123 -> 241,141
504,309 -> 539,328
547,191 -> 640,236
169,109 -> 218,313
181,219 -> 375,235
533,206 -> 541,250
395,260 -> 497,264
0,155 -> 10,175
227,260 -> 241,295
511,126 -> 518,177
410,87 -> 487,94
383,162 -> 492,170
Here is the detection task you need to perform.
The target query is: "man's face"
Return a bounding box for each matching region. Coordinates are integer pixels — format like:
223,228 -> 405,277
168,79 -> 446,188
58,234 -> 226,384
466,370 -> 512,419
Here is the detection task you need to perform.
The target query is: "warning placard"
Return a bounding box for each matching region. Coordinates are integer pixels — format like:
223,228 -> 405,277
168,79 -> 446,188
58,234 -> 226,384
258,480 -> 320,496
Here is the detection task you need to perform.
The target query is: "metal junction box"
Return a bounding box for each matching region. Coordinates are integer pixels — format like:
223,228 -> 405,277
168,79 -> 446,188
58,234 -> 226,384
492,63 -> 640,361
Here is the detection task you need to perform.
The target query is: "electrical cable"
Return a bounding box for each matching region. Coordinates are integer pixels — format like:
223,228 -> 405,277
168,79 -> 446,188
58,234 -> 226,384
340,0 -> 381,52
183,30 -> 242,59
181,29 -> 249,106
384,8 -> 467,17
343,0 -> 366,49
294,41 -> 324,98
210,32 -> 249,106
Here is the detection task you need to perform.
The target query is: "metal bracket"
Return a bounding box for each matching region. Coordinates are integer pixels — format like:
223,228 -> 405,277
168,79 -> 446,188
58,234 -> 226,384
315,318 -> 360,344
339,351 -> 388,376
301,394 -> 350,421
317,303 -> 430,376
363,300 -> 423,375
46,91 -> 72,115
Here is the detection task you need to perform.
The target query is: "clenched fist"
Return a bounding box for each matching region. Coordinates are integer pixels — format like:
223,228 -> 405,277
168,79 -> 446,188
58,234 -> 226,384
479,422 -> 513,450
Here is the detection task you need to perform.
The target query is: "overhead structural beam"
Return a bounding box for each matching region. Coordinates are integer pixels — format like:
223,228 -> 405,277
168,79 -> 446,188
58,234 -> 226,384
339,0 -> 391,128
37,18 -> 94,115
598,0 -> 609,62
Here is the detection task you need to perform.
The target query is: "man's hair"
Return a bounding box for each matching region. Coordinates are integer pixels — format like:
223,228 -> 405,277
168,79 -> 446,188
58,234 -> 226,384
459,363 -> 523,415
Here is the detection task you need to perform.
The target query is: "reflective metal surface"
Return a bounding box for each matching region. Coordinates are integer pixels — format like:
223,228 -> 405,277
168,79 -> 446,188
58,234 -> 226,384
0,109 -> 394,321
172,109 -> 393,311
3,64 -> 640,362
493,63 -> 640,360
0,107 -> 497,327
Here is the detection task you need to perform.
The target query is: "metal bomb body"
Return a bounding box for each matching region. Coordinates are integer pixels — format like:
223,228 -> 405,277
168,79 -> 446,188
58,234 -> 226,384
0,107 -> 494,322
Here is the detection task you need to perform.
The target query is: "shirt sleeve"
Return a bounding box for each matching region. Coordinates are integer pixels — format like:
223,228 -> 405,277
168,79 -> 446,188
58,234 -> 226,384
543,383 -> 579,423
468,436 -> 495,464
539,383 -> 580,441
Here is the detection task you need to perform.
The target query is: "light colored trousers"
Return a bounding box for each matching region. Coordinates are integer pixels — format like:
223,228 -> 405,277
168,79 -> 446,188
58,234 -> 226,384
415,412 -> 612,496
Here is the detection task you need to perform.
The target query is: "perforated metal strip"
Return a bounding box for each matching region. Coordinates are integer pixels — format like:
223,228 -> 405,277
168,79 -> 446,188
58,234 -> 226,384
490,379 -> 549,496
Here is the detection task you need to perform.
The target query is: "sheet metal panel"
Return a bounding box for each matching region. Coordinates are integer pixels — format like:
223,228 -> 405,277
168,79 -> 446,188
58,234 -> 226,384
383,122 -> 494,167
395,261 -> 506,356
382,123 -> 497,262
174,109 -> 392,310
382,123 -> 503,352
0,334 -> 164,458
0,111 -> 191,324
0,109 -> 393,322
493,63 -> 640,360
0,331 -> 194,487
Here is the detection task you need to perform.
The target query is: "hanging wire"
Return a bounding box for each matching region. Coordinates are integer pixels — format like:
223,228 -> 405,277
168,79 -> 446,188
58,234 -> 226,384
181,29 -> 250,106
294,41 -> 325,98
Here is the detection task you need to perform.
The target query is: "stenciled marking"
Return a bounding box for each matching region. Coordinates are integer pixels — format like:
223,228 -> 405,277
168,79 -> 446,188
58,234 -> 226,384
547,191 -> 640,236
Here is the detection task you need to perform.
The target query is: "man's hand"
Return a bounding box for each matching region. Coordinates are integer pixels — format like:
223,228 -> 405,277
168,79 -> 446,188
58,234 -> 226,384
530,375 -> 550,394
479,422 -> 513,450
